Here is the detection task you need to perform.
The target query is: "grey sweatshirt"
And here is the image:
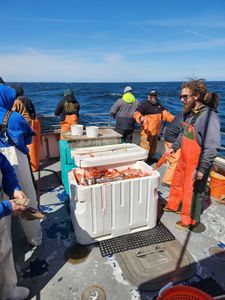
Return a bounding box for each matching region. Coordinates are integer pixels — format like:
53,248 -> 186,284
110,98 -> 140,130
164,111 -> 185,143
172,106 -> 221,173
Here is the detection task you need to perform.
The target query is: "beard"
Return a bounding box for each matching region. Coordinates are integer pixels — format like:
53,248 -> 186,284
149,98 -> 157,104
183,98 -> 195,113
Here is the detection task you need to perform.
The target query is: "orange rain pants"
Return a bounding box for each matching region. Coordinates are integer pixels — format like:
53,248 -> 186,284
140,134 -> 158,162
162,141 -> 181,186
166,123 -> 205,226
28,117 -> 41,171
60,114 -> 78,139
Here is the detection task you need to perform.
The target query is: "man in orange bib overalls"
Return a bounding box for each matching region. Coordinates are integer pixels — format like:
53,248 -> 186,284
164,80 -> 221,230
54,89 -> 80,139
133,90 -> 174,163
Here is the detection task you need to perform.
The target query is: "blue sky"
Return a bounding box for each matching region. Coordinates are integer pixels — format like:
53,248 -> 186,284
1,0 -> 225,82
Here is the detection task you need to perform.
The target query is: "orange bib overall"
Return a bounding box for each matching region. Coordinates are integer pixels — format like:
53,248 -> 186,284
166,123 -> 205,226
28,117 -> 41,171
60,114 -> 78,139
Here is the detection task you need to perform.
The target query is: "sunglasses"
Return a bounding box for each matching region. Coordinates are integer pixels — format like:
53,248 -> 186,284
179,94 -> 192,100
149,94 -> 157,97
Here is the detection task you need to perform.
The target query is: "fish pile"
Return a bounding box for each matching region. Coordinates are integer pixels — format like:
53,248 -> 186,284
74,167 -> 152,186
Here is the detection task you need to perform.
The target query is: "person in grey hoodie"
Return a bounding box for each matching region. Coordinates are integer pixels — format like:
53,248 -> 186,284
110,86 -> 140,143
164,79 -> 221,230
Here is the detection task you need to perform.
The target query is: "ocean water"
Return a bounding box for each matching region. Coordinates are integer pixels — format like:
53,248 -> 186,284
10,81 -> 225,151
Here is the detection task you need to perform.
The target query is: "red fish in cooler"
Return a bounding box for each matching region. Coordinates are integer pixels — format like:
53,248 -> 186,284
74,166 -> 153,186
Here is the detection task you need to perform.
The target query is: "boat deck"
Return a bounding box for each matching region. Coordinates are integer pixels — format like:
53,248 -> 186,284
13,159 -> 225,300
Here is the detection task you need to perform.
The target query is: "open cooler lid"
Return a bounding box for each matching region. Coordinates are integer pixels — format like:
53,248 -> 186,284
71,143 -> 148,168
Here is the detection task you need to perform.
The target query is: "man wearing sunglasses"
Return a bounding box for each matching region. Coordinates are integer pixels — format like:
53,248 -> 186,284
133,90 -> 174,162
164,80 -> 221,230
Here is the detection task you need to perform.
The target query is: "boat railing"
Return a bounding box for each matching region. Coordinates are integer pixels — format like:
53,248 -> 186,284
40,113 -> 115,131
40,113 -> 225,157
79,112 -> 115,127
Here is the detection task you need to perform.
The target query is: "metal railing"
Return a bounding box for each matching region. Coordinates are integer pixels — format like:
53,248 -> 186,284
40,113 -> 225,155
80,113 -> 114,127
42,113 -> 115,130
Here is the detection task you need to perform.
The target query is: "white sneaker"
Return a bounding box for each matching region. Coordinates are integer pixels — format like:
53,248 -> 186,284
6,286 -> 29,300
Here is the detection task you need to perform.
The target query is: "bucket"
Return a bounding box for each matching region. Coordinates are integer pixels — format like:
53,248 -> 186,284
71,124 -> 83,136
157,285 -> 213,300
86,126 -> 99,138
209,171 -> 225,199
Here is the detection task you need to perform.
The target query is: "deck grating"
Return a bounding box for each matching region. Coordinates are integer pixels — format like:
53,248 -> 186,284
99,222 -> 175,257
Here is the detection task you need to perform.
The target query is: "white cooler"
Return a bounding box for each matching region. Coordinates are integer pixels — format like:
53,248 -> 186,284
68,143 -> 160,245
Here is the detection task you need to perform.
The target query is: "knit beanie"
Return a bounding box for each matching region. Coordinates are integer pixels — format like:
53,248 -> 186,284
64,89 -> 74,96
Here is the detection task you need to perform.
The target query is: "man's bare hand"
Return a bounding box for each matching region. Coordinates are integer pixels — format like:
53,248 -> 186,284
12,190 -> 26,199
193,170 -> 204,181
140,116 -> 146,123
10,200 -> 27,215
165,148 -> 174,156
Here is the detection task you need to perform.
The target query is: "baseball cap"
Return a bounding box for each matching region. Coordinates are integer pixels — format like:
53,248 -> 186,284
149,90 -> 157,96
123,86 -> 133,93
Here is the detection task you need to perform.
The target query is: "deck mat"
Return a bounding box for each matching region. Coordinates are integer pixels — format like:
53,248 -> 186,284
99,222 -> 175,257
189,277 -> 225,297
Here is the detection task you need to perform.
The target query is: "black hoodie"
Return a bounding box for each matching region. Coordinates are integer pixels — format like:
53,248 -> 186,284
54,95 -> 80,121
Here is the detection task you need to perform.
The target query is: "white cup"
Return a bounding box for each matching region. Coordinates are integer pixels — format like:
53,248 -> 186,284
71,124 -> 83,136
86,126 -> 99,138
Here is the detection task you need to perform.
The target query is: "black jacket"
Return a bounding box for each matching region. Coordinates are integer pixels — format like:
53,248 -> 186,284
54,95 -> 80,121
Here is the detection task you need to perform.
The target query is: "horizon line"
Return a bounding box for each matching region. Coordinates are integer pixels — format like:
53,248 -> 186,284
5,79 -> 225,84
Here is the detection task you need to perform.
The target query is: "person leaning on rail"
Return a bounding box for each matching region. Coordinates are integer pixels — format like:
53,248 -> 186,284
54,88 -> 80,138
110,86 -> 140,143
164,79 -> 221,230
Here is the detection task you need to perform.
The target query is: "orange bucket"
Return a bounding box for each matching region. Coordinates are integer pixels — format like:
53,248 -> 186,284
209,171 -> 225,199
157,285 -> 213,300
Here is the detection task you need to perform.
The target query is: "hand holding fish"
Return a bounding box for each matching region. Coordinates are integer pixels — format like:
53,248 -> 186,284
10,199 -> 28,215
12,190 -> 26,200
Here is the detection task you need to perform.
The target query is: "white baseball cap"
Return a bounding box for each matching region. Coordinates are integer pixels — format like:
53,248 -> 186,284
123,86 -> 133,93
